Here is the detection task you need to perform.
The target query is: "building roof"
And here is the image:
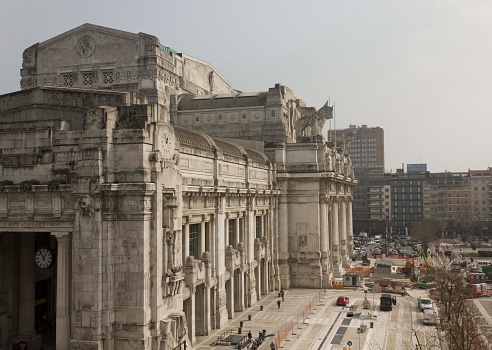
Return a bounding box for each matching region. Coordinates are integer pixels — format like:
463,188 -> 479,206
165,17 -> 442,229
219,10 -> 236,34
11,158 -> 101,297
174,125 -> 269,164
177,92 -> 268,110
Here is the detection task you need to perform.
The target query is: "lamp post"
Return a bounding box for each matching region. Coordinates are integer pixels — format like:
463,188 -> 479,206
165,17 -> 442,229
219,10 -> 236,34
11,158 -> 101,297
379,214 -> 390,255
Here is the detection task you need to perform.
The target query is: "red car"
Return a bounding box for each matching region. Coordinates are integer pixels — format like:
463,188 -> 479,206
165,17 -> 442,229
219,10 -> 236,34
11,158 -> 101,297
336,296 -> 350,306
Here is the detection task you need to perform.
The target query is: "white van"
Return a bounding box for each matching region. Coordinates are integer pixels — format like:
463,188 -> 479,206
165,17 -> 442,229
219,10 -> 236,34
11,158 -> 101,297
477,261 -> 491,268
423,309 -> 436,325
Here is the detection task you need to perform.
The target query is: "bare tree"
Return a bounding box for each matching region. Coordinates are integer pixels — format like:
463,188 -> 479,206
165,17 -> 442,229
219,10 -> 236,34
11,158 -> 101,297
431,259 -> 491,350
411,220 -> 437,255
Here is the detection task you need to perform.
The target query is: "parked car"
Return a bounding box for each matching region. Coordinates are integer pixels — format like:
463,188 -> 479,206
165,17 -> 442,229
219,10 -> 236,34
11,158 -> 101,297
336,296 -> 350,306
418,297 -> 433,311
423,309 -> 436,325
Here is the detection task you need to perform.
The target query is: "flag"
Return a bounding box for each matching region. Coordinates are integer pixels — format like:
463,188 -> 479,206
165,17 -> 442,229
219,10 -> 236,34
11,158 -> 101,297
323,100 -> 334,119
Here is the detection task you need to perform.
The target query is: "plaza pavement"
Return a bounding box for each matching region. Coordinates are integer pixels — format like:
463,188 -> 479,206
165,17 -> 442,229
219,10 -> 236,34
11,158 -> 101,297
194,288 -> 436,350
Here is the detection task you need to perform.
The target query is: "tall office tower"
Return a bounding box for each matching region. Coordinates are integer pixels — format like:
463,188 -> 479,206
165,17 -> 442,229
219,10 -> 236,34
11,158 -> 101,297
331,125 -> 385,233
330,125 -> 384,169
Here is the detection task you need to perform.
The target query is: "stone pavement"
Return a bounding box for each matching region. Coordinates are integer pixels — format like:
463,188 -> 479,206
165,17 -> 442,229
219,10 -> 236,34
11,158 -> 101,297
193,289 -> 430,350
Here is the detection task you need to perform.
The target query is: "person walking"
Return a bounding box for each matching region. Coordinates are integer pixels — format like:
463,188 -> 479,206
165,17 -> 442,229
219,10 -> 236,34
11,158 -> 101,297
270,341 -> 276,350
277,299 -> 281,309
248,330 -> 252,341
280,288 -> 285,301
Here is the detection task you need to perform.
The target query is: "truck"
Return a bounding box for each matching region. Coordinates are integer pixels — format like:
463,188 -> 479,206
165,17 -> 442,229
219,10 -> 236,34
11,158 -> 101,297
380,294 -> 393,311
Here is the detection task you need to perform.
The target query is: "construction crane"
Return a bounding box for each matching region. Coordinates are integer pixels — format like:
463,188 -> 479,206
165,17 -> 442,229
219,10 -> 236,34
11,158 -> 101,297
416,246 -> 432,289
419,246 -> 431,273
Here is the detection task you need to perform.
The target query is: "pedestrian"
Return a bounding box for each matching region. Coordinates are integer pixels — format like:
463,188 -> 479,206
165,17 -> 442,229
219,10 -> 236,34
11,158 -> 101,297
248,330 -> 252,341
280,288 -> 285,301
270,342 -> 276,350
277,299 -> 281,309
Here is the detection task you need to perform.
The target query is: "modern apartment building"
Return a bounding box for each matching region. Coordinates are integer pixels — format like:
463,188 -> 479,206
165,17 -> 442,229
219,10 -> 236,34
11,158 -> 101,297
469,167 -> 492,237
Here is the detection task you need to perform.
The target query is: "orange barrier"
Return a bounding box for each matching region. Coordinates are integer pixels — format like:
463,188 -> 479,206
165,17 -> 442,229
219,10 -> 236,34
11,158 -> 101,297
345,267 -> 374,274
276,324 -> 293,347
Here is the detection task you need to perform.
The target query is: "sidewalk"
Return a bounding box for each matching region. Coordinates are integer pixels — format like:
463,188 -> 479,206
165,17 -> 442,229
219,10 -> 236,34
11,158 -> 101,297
194,289 -> 326,350
193,289 -> 372,350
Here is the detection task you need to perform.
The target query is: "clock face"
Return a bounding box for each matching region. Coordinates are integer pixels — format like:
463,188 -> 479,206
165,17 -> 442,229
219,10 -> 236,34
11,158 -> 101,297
35,248 -> 53,269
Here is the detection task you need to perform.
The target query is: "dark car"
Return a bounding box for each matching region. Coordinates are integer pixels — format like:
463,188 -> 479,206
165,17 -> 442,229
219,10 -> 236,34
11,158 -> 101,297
380,294 -> 393,311
336,296 -> 350,306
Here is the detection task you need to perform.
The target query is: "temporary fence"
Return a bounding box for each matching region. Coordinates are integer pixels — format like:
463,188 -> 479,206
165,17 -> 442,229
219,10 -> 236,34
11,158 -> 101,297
270,290 -> 325,349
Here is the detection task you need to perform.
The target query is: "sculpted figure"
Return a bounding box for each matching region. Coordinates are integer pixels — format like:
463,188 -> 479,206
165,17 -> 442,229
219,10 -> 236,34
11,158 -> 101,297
295,105 -> 333,138
78,195 -> 94,216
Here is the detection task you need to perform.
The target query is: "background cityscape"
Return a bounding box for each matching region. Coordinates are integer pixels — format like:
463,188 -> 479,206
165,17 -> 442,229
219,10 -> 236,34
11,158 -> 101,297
333,124 -> 491,238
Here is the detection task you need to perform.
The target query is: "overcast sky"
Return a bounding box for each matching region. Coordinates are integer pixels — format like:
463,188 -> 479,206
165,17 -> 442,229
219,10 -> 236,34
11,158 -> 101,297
1,0 -> 491,173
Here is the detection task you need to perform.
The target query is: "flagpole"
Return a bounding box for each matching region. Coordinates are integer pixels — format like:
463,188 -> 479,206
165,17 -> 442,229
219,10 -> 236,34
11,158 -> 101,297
328,96 -> 331,141
333,101 -> 336,147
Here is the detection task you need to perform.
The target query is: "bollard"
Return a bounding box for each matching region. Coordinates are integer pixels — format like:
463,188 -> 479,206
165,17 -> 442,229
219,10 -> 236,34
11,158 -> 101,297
238,327 -> 242,334
240,321 -> 244,328
370,322 -> 374,328
248,315 -> 252,321
260,305 -> 264,311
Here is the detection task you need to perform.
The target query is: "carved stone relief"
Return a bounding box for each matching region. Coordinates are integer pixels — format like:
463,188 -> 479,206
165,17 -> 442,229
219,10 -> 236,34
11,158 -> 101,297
84,109 -> 105,130
77,36 -> 96,57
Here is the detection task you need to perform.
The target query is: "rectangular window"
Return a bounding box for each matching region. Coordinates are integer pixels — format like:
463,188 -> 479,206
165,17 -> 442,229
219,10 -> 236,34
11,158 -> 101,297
205,222 -> 210,252
82,72 -> 94,86
189,224 -> 200,259
63,74 -> 73,86
103,71 -> 114,84
228,219 -> 236,247
256,216 -> 262,239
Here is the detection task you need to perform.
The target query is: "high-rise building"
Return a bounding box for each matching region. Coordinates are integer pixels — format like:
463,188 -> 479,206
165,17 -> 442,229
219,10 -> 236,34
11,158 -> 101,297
331,124 -> 384,169
330,125 -> 385,233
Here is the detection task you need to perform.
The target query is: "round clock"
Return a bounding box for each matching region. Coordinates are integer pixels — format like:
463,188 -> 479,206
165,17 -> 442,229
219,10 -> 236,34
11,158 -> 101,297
35,248 -> 54,269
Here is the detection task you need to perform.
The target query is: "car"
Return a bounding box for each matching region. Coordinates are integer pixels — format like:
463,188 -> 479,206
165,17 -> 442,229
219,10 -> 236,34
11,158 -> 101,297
336,296 -> 350,306
418,297 -> 433,311
423,309 -> 436,325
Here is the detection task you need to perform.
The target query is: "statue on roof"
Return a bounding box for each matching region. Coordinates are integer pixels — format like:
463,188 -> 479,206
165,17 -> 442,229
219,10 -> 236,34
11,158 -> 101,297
295,105 -> 333,139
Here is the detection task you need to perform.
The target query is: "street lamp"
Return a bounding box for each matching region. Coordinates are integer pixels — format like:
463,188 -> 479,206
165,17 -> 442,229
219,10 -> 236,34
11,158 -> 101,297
380,214 -> 390,255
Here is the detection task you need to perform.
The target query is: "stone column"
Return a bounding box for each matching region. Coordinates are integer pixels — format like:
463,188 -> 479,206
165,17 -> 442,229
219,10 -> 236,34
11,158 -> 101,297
15,233 -> 41,348
339,200 -> 347,256
55,233 -> 72,350
331,199 -> 339,250
346,199 -> 354,253
204,284 -> 211,334
278,197 -> 289,287
200,221 -> 206,256
331,199 -> 341,276
340,200 -> 350,267
320,198 -> 328,271
227,273 -> 234,319
235,217 -> 240,247
225,217 -> 229,247
185,292 -> 196,344
255,260 -> 261,301
237,270 -> 245,312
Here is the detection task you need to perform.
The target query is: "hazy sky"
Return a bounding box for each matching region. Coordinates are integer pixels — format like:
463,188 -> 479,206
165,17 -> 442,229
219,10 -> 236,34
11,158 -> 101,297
1,0 -> 491,173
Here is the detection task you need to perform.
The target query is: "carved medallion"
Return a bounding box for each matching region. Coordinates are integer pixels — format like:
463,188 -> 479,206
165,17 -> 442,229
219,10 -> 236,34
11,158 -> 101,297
77,36 -> 96,57
84,109 -> 105,130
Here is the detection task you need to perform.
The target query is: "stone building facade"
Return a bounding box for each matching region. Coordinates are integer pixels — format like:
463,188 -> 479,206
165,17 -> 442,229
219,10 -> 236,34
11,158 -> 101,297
0,24 -> 356,350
